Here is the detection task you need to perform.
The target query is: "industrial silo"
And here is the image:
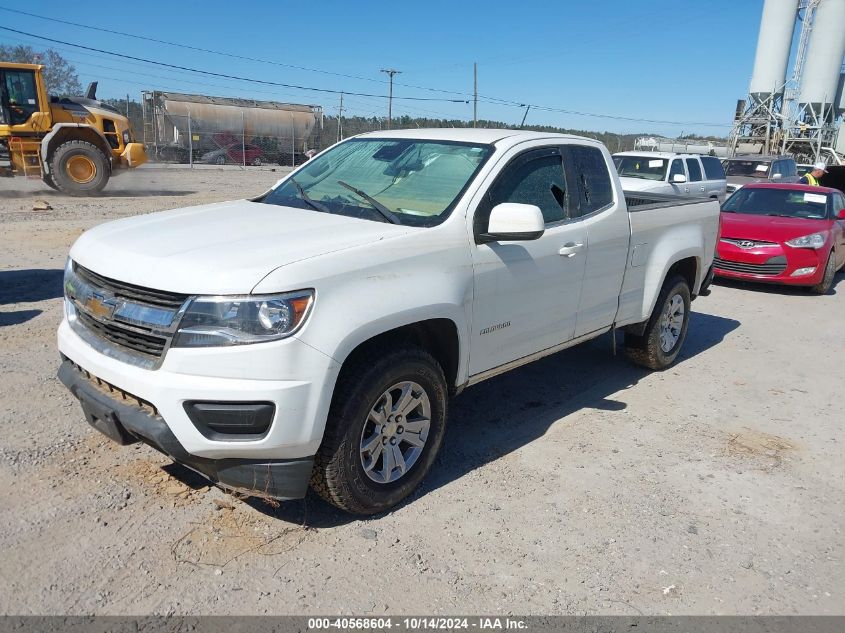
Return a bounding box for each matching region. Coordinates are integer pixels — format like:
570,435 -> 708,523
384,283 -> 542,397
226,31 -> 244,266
798,0 -> 845,118
748,0 -> 799,103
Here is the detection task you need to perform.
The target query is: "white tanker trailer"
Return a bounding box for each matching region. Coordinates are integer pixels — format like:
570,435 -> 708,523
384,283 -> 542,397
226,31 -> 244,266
141,91 -> 322,165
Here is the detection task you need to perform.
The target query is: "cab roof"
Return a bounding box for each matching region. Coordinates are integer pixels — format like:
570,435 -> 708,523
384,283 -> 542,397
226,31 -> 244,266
354,127 -> 598,147
0,62 -> 43,71
613,151 -> 712,159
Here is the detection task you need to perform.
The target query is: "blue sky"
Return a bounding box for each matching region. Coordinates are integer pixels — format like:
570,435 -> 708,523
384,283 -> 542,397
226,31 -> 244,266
1,1 -> 768,136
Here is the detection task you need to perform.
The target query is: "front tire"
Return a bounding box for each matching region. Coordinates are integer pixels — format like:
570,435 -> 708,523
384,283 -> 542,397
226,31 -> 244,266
49,141 -> 109,196
625,275 -> 691,370
809,252 -> 836,295
311,343 -> 448,515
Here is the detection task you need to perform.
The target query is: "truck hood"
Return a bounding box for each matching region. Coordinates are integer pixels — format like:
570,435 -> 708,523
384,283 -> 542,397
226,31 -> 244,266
70,200 -> 411,294
719,212 -> 833,243
618,177 -> 666,192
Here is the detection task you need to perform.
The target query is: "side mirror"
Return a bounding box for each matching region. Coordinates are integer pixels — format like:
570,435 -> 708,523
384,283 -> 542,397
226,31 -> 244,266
479,203 -> 545,243
772,173 -> 782,180
671,174 -> 687,184
837,209 -> 845,220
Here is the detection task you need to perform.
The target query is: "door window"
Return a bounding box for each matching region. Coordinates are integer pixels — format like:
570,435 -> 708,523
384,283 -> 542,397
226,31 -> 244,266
669,159 -> 685,182
685,158 -> 703,182
568,145 -> 613,216
2,70 -> 39,126
482,149 -> 570,227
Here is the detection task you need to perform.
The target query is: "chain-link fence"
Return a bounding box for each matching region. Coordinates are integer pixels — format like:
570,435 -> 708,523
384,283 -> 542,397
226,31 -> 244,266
141,91 -> 324,167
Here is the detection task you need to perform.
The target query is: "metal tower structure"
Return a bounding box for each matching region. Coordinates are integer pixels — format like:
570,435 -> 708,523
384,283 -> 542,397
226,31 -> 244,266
729,0 -> 845,164
780,0 -> 845,163
728,0 -> 801,157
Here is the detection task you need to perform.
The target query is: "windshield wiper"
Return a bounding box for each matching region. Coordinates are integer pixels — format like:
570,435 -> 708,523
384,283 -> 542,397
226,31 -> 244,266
336,180 -> 401,224
289,177 -> 331,215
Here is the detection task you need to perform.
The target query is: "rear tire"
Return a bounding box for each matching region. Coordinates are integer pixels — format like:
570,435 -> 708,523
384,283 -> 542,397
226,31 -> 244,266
311,343 -> 448,515
625,275 -> 691,370
49,141 -> 109,196
809,252 -> 836,295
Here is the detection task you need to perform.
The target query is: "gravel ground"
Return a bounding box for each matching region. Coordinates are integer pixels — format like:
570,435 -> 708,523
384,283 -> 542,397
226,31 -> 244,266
1,166 -> 843,616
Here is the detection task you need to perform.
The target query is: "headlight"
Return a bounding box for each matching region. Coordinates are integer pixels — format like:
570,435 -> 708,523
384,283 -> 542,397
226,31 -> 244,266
172,290 -> 314,347
785,232 -> 827,249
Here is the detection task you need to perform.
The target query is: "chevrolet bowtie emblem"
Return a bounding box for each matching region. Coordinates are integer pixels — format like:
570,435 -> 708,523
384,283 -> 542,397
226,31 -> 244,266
85,293 -> 116,319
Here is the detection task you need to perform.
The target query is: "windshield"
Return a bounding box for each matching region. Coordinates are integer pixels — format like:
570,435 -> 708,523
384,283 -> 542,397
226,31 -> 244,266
613,156 -> 668,181
261,138 -> 494,226
722,187 -> 829,219
724,160 -> 770,177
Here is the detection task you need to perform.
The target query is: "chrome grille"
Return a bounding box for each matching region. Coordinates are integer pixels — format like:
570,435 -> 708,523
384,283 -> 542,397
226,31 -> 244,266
720,238 -> 778,248
66,262 -> 189,368
75,264 -> 188,309
713,256 -> 787,276
76,309 -> 168,358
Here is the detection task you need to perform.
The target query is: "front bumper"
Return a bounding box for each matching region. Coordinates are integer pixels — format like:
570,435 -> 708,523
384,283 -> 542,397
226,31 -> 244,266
58,360 -> 313,500
57,318 -> 340,460
714,241 -> 826,286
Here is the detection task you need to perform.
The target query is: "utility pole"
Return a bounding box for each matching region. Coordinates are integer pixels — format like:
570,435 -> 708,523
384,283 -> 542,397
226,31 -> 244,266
380,68 -> 401,129
520,104 -> 531,127
473,62 -> 477,127
337,92 -> 344,143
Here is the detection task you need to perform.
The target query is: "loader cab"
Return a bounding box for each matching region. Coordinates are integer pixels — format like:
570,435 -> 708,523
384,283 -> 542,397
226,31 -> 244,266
0,63 -> 49,129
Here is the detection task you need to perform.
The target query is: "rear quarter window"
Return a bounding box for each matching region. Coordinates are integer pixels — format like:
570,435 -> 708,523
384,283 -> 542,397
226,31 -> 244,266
568,145 -> 613,216
701,156 -> 725,180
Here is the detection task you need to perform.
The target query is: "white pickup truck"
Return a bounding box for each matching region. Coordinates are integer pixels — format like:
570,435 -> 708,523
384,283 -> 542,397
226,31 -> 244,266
58,129 -> 719,514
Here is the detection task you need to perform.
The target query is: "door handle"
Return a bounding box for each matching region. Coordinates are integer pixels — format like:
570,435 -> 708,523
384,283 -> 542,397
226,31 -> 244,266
558,242 -> 584,257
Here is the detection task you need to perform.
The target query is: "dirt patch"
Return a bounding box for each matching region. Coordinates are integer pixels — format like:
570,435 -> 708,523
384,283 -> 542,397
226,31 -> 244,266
170,505 -> 313,570
115,458 -> 211,507
725,427 -> 796,469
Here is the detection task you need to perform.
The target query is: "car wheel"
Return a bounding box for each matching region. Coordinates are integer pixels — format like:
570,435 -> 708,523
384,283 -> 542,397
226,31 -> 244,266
625,274 -> 691,370
809,252 -> 836,295
311,343 -> 448,515
251,157 -> 262,166
215,155 -> 226,165
49,140 -> 109,196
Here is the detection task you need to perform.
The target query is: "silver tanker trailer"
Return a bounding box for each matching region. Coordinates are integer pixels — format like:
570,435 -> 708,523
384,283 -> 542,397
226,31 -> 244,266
141,90 -> 323,166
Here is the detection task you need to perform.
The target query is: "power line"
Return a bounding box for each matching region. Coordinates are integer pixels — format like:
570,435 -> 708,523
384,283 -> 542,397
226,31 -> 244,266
0,26 -> 469,104
0,23 -> 731,129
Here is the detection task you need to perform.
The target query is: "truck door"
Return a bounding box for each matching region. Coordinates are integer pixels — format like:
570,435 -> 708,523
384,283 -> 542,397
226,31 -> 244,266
566,144 -> 630,338
669,159 -> 689,196
468,146 -> 587,375
685,157 -> 705,197
1,68 -> 40,127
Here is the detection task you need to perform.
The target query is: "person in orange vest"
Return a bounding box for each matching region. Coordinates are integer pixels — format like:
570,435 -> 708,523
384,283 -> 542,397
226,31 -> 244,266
800,162 -> 827,186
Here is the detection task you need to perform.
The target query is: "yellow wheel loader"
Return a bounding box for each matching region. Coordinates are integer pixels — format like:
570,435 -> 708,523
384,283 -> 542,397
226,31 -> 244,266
0,62 -> 147,195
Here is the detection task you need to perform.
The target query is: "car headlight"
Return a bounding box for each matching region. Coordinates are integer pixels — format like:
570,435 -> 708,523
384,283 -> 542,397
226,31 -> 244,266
172,290 -> 314,347
785,232 -> 827,249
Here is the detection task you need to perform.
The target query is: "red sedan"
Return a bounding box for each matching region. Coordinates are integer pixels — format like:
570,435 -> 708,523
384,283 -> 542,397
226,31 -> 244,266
715,183 -> 845,294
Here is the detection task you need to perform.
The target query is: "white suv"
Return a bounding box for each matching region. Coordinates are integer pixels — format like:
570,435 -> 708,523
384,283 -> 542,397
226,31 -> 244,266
613,152 -> 727,203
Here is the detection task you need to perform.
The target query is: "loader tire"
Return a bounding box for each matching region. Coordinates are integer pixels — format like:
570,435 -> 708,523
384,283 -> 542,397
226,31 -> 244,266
49,141 -> 109,196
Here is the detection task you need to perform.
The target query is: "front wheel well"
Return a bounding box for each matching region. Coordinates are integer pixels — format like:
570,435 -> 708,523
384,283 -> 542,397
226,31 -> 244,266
45,127 -> 112,171
337,319 -> 460,394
